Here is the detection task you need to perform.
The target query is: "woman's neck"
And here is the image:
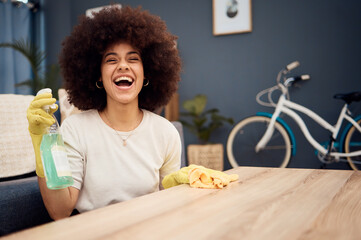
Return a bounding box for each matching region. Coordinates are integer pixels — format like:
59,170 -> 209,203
100,102 -> 143,132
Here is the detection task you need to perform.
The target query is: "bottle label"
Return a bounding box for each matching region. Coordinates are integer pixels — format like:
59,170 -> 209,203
51,149 -> 72,177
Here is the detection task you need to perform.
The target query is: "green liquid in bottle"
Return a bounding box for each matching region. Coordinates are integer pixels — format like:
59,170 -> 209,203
40,133 -> 73,189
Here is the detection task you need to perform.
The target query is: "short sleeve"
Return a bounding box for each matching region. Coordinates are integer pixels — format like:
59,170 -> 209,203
159,124 -> 182,187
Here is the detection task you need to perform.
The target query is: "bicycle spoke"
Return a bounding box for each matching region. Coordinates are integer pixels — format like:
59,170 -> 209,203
338,158 -> 361,165
343,118 -> 361,170
262,145 -> 288,150
227,116 -> 292,168
349,142 -> 361,147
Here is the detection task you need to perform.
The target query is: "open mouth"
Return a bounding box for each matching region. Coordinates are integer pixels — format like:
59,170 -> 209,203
114,76 -> 134,87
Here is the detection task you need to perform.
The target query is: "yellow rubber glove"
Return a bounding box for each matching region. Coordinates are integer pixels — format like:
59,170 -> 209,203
27,92 -> 58,177
162,164 -> 239,189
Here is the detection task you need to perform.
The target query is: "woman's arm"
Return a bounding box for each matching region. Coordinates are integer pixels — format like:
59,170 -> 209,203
159,123 -> 182,189
38,177 -> 80,220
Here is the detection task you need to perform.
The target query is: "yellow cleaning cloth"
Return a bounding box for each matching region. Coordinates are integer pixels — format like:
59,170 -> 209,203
162,164 -> 239,189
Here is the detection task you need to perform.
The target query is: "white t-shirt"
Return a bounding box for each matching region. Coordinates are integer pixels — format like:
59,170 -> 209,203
60,109 -> 181,213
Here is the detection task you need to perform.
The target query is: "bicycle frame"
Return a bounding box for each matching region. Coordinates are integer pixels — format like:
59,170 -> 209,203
256,93 -> 361,158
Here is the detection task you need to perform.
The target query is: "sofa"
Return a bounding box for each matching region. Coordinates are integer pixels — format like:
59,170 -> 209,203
0,92 -> 185,236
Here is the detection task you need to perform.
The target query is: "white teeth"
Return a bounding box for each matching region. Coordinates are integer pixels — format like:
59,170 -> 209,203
115,76 -> 133,83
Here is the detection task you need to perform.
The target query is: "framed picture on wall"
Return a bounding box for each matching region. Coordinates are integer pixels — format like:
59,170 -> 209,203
213,0 -> 252,36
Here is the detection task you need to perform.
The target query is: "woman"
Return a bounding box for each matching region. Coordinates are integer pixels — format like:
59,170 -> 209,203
27,5 -> 182,220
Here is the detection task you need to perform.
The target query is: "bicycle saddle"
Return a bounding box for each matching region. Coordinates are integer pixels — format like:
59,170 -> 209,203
333,91 -> 361,104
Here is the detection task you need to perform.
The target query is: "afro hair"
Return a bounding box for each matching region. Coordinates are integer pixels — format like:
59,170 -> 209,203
59,5 -> 182,112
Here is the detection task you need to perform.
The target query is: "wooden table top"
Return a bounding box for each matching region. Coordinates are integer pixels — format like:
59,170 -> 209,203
3,167 -> 361,240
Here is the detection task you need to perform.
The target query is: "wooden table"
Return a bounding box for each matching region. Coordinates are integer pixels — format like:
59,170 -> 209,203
3,167 -> 361,240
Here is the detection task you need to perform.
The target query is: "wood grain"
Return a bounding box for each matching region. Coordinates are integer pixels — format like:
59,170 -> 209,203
2,167 -> 360,240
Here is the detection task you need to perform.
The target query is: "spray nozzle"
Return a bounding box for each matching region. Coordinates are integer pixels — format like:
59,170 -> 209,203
36,88 -> 57,111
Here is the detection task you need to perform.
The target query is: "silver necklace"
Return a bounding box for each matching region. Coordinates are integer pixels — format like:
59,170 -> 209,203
103,110 -> 142,147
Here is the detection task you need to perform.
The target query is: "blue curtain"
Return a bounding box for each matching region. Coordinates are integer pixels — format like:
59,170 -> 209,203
0,1 -> 32,94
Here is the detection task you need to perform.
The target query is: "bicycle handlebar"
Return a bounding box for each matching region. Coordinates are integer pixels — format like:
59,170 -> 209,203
257,62 -> 310,107
277,61 -> 301,84
284,74 -> 310,86
286,61 -> 300,71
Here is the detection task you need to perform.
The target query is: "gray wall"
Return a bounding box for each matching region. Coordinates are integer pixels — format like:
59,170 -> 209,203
43,0 -> 361,170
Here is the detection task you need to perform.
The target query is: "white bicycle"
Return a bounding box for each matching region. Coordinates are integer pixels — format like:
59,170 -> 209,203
227,61 -> 361,170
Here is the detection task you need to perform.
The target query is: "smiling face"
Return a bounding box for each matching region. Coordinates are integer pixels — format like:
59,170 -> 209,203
100,41 -> 144,109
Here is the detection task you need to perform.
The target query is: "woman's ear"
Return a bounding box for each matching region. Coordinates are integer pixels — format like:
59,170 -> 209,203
96,78 -> 104,89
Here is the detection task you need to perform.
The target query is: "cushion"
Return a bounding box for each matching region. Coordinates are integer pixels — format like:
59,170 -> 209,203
58,89 -> 82,124
0,94 -> 35,178
0,176 -> 52,236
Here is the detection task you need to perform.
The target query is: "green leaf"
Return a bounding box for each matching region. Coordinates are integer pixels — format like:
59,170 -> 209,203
180,94 -> 234,144
182,94 -> 207,115
198,129 -> 211,144
193,117 -> 207,128
179,120 -> 199,136
0,39 -> 60,97
180,111 -> 198,118
0,39 -> 44,80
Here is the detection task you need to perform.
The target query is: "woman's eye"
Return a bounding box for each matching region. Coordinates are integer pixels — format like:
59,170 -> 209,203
128,55 -> 141,61
105,59 -> 117,63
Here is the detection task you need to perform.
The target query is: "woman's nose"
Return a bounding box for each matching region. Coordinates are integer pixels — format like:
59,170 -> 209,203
118,62 -> 129,70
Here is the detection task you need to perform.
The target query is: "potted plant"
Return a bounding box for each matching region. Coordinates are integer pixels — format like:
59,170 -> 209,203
180,94 -> 234,170
0,39 -> 61,98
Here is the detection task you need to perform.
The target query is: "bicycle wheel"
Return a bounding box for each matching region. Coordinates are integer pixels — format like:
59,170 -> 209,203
227,115 -> 292,168
343,119 -> 361,170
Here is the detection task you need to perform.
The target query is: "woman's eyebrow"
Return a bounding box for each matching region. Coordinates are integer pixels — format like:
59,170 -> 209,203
128,51 -> 140,56
104,51 -> 140,58
104,52 -> 117,58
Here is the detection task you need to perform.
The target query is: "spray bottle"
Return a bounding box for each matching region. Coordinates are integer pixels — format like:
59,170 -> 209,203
38,88 -> 73,189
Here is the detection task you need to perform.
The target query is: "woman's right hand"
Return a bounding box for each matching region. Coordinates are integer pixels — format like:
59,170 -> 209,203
27,92 -> 58,135
27,92 -> 58,177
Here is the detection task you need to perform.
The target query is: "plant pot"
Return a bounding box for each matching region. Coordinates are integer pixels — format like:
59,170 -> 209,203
187,143 -> 224,171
